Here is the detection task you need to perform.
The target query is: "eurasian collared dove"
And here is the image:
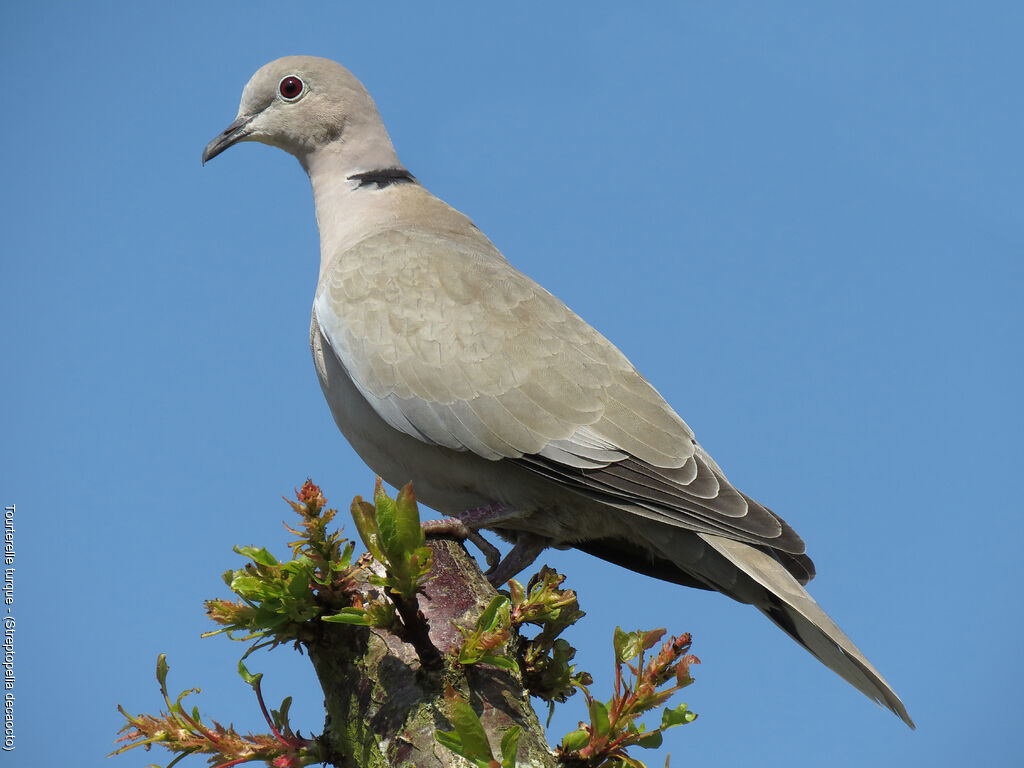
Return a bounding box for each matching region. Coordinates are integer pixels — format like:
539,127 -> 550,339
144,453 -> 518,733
203,56 -> 913,727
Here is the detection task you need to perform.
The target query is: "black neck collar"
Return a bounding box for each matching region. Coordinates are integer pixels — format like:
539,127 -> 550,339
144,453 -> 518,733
347,168 -> 417,189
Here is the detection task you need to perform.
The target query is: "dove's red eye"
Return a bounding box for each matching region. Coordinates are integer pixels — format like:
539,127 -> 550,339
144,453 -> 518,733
279,76 -> 304,101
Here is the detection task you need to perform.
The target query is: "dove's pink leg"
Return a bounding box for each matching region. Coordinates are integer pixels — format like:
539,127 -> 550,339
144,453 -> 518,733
423,504 -> 546,585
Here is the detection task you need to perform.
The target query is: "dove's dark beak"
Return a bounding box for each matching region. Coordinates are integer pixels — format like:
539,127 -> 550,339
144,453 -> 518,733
202,114 -> 257,165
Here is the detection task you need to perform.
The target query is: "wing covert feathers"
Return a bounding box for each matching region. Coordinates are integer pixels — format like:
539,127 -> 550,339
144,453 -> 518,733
315,226 -> 807,558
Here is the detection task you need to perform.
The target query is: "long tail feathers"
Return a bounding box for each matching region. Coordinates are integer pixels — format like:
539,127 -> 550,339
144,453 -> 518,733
698,533 -> 915,728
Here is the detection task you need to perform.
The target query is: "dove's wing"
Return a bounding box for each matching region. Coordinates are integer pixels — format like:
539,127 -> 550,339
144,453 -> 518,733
314,227 -> 808,566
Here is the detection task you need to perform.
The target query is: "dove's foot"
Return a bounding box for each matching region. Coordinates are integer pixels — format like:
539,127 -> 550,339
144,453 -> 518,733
423,516 -> 502,569
424,503 -> 544,584
483,532 -> 548,586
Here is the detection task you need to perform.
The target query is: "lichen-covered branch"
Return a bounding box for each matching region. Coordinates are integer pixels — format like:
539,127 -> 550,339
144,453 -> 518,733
309,536 -> 557,767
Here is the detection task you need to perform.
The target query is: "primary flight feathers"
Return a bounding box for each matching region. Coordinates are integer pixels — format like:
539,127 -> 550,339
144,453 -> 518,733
203,55 -> 912,727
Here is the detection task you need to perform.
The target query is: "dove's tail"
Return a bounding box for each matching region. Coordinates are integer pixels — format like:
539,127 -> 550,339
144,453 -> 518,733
693,532 -> 915,728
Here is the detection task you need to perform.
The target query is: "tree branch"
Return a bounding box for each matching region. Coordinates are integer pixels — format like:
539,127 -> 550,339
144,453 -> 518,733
308,537 -> 558,767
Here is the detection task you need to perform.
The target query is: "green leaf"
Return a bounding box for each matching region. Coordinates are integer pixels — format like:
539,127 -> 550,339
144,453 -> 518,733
478,595 -> 509,632
173,685 -> 200,712
589,699 -> 611,738
237,660 -> 262,687
499,725 -> 522,768
374,480 -> 402,563
478,653 -> 519,672
409,546 -> 434,579
275,696 -> 293,730
435,728 -> 464,755
636,730 -> 663,749
229,574 -> 267,596
394,482 -> 425,552
661,702 -> 697,727
337,540 -> 356,569
322,608 -> 371,625
376,514 -> 401,567
235,545 -> 278,567
155,654 -> 169,688
614,626 -> 642,663
287,569 -> 310,599
363,601 -> 397,628
458,645 -> 483,665
508,578 -> 525,607
561,728 -> 590,752
350,497 -> 384,562
450,698 -> 494,760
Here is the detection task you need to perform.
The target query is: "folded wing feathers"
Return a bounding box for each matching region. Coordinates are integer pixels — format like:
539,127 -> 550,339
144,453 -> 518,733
445,398 -> 520,459
515,452 -> 807,559
318,226 -> 806,557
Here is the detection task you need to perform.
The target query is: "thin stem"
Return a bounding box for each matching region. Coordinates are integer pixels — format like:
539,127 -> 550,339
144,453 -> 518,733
212,757 -> 254,768
253,676 -> 287,745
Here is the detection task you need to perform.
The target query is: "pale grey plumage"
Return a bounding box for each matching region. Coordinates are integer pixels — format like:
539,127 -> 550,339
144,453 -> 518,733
203,55 -> 913,727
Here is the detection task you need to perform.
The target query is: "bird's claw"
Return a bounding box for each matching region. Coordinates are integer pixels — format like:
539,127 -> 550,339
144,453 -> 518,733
468,530 -> 501,570
422,517 -> 501,569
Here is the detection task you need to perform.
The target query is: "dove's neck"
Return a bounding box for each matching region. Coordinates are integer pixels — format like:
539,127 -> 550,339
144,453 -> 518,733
301,135 -> 406,283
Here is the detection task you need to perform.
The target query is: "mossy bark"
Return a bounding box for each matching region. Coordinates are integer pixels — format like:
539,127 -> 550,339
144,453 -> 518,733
307,537 -> 558,767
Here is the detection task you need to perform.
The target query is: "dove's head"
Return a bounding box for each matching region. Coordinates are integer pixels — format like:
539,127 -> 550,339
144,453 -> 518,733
202,56 -> 398,170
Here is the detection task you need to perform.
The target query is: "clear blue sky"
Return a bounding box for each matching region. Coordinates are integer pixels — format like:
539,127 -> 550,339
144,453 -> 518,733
2,3 -> 1021,766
